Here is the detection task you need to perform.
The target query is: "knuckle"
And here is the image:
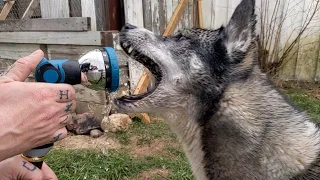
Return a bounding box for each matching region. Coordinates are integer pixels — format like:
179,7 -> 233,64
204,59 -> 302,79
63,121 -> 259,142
15,57 -> 29,66
32,86 -> 53,100
61,84 -> 76,99
43,105 -> 57,120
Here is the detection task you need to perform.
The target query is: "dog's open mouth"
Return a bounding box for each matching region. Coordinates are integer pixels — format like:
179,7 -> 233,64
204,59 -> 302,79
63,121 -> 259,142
117,40 -> 163,102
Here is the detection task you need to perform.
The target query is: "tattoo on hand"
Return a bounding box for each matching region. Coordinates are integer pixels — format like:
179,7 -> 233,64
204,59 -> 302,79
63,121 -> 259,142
51,133 -> 63,143
22,161 -> 36,172
65,103 -> 73,112
59,90 -> 69,100
60,116 -> 68,125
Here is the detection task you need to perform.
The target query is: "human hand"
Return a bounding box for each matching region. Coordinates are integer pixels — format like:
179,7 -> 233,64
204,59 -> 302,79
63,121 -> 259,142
0,155 -> 57,180
0,50 -> 76,161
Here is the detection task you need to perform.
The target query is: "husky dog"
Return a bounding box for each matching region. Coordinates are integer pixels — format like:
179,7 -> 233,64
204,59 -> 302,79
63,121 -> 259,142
115,0 -> 320,179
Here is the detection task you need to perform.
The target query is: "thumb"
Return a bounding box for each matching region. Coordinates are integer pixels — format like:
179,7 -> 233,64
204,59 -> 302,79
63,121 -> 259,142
5,49 -> 44,82
41,162 -> 58,180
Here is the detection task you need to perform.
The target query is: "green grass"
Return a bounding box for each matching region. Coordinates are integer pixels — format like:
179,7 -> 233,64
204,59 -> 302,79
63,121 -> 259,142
111,117 -> 177,146
285,88 -> 320,122
44,85 -> 320,179
46,147 -> 193,180
45,149 -> 108,180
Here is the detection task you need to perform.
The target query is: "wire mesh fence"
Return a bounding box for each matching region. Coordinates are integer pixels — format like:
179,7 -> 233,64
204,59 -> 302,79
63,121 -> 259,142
0,0 -> 41,19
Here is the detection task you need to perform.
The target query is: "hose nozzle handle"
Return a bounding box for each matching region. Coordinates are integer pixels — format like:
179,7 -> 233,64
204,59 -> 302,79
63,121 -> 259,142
21,143 -> 54,169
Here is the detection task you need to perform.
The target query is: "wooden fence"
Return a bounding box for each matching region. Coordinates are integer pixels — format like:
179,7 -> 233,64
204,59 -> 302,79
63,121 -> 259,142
124,0 -> 320,82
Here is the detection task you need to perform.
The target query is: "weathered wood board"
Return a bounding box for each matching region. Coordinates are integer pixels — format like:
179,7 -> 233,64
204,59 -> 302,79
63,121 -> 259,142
0,31 -> 104,45
123,0 -> 144,28
81,0 -> 97,31
69,0 -> 82,17
0,43 -> 41,60
40,0 -> 69,18
0,17 -> 91,32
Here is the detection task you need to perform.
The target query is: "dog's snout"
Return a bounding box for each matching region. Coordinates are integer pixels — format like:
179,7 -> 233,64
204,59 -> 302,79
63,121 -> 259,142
122,23 -> 137,30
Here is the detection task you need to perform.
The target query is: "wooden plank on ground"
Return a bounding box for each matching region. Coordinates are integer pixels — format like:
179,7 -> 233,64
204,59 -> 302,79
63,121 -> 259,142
0,17 -> 91,32
40,0 -> 69,18
0,31 -> 106,45
163,0 -> 188,36
21,0 -> 40,19
0,0 -> 15,20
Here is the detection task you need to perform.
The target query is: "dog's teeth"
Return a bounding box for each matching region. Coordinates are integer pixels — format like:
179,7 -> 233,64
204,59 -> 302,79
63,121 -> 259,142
123,42 -> 129,48
128,46 -> 134,54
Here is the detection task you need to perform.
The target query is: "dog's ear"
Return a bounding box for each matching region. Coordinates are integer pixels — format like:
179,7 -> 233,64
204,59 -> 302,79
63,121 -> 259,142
224,0 -> 256,58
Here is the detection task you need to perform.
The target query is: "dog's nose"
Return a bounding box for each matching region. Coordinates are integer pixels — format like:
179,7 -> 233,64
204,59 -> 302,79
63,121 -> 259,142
122,23 -> 137,30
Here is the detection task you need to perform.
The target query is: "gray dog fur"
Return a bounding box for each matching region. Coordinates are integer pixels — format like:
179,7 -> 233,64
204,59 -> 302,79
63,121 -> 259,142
114,0 -> 320,179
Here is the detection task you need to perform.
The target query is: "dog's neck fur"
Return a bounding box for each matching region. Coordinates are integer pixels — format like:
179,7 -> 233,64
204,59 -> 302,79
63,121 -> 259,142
160,66 -> 320,180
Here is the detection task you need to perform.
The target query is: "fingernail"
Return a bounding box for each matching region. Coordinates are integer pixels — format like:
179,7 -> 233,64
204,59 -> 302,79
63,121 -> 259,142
31,49 -> 41,55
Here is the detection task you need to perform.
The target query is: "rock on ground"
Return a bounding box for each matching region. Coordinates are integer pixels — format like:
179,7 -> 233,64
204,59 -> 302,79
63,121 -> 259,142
67,113 -> 101,135
101,114 -> 132,133
74,84 -> 107,124
67,85 -> 107,135
90,129 -> 103,138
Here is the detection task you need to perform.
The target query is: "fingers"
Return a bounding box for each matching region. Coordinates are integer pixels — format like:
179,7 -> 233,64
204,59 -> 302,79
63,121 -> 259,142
5,50 -> 44,82
0,75 -> 14,84
32,83 -> 76,103
41,162 -> 58,180
9,155 -> 44,179
58,100 -> 76,116
50,128 -> 68,143
0,155 -> 58,180
59,114 -> 73,127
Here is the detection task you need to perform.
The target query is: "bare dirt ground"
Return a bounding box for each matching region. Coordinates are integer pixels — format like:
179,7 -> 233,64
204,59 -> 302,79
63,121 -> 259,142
132,168 -> 170,180
54,133 -> 121,150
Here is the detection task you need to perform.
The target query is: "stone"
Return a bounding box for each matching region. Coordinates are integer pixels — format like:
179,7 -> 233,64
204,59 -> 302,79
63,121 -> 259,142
74,84 -> 107,125
90,129 -> 103,138
67,113 -> 101,135
101,114 -> 132,133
